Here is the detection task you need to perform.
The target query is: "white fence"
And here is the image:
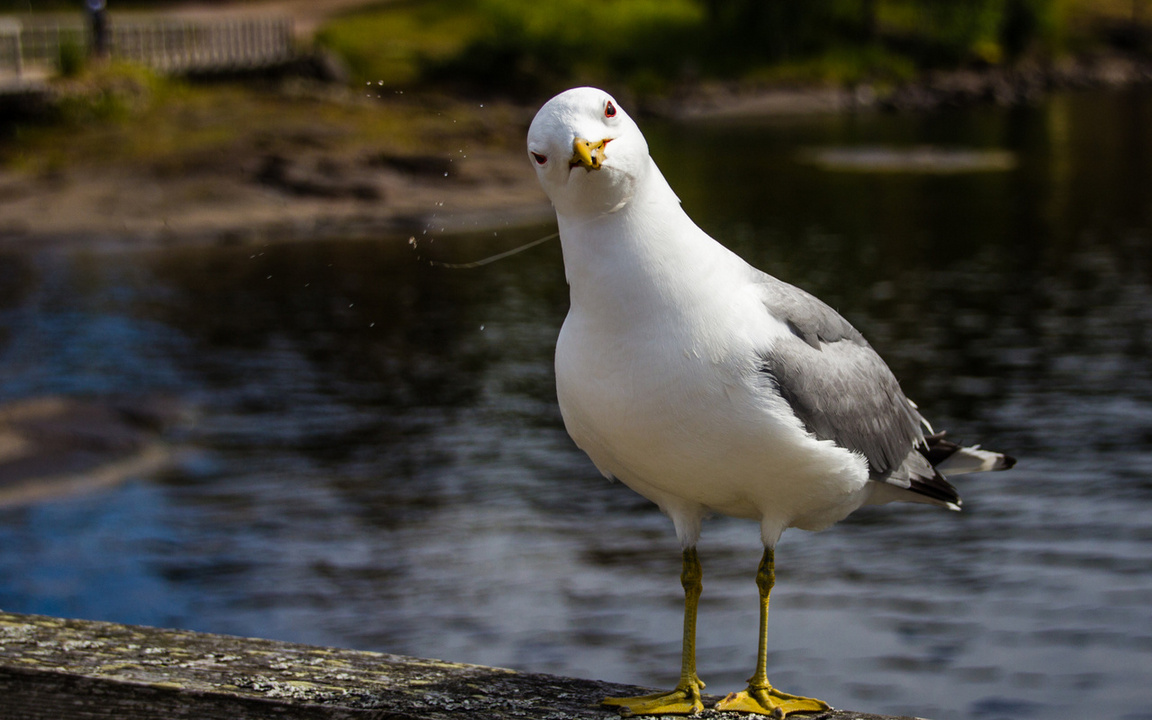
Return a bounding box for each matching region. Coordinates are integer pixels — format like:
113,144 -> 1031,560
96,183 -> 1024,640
0,19 -> 23,76
1,15 -> 295,77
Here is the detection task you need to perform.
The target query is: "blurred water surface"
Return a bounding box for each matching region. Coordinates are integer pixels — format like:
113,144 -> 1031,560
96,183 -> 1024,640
1,89 -> 1151,720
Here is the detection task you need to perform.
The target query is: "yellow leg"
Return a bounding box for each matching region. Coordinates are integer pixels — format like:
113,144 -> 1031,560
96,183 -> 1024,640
602,547 -> 706,716
714,547 -> 830,718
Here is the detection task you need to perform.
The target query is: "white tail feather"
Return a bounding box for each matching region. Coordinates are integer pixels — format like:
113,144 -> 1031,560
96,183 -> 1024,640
936,445 -> 1013,475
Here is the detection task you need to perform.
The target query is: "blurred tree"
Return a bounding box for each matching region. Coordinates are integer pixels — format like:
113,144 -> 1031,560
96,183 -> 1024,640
701,0 -> 860,61
1000,0 -> 1039,60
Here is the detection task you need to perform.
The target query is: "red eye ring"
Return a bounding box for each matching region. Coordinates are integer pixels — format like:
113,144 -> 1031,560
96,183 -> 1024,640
531,152 -> 547,165
605,101 -> 617,118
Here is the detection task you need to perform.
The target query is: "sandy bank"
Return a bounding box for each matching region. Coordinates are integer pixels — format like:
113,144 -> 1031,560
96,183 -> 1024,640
0,103 -> 553,252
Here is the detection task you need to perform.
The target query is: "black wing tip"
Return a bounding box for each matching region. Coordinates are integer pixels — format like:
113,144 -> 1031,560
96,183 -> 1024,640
999,454 -> 1018,470
920,431 -> 959,466
907,471 -> 961,507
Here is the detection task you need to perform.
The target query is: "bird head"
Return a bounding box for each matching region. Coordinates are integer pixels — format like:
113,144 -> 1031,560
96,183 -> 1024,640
527,87 -> 650,217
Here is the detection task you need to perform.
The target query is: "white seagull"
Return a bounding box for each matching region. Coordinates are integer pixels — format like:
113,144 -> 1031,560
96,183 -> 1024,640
527,87 -> 1015,718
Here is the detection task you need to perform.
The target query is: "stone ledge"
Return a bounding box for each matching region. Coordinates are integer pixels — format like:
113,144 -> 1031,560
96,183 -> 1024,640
0,611 -> 922,720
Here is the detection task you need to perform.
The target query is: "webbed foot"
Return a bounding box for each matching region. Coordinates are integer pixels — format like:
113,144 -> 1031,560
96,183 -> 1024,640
714,682 -> 829,718
602,675 -> 706,716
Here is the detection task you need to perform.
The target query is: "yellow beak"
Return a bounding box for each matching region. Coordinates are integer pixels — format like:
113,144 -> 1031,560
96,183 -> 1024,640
571,137 -> 609,170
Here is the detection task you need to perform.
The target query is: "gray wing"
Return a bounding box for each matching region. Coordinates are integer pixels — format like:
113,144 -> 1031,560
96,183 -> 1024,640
754,274 -> 958,504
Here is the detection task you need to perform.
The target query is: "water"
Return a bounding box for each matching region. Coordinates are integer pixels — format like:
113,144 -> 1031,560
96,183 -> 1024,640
2,89 -> 1151,720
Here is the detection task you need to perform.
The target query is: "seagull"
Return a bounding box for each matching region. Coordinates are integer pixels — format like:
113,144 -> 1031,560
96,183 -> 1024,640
527,87 -> 1015,718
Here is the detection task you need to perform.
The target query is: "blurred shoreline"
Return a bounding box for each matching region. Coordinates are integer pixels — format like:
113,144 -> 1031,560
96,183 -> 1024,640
0,48 -> 1150,252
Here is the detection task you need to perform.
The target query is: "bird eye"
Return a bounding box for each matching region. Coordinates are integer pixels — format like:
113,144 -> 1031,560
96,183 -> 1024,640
531,152 -> 547,165
604,101 -> 617,118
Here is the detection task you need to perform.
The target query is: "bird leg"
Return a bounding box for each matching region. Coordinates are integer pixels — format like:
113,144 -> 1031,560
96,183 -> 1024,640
602,546 -> 706,716
714,547 -> 830,718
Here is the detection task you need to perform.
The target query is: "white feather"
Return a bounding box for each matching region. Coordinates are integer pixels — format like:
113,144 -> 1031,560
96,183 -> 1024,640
531,88 -> 876,548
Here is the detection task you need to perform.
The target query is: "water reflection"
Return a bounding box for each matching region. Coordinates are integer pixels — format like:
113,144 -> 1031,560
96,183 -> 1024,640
0,90 -> 1151,720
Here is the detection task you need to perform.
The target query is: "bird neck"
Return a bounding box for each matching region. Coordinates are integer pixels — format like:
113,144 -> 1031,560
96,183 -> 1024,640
557,159 -> 738,324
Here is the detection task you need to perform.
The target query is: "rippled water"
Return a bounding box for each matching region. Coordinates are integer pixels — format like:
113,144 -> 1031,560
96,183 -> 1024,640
1,89 -> 1151,720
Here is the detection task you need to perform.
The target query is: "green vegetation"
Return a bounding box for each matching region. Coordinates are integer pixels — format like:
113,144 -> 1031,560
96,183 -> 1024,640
315,0 -> 484,87
2,0 -> 1146,178
316,0 -> 1150,95
316,0 -> 705,94
47,63 -> 170,125
423,0 -> 705,95
1,62 -> 488,176
57,36 -> 87,78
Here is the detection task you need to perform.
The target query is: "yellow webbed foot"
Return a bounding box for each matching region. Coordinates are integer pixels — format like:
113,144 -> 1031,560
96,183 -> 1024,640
602,675 -> 706,716
714,682 -> 829,718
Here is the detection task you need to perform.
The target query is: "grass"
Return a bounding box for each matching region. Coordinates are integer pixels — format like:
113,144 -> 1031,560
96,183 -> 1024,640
0,62 -> 493,177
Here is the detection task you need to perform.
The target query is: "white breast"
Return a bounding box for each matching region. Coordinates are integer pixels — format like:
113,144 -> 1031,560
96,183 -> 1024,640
555,273 -> 872,546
